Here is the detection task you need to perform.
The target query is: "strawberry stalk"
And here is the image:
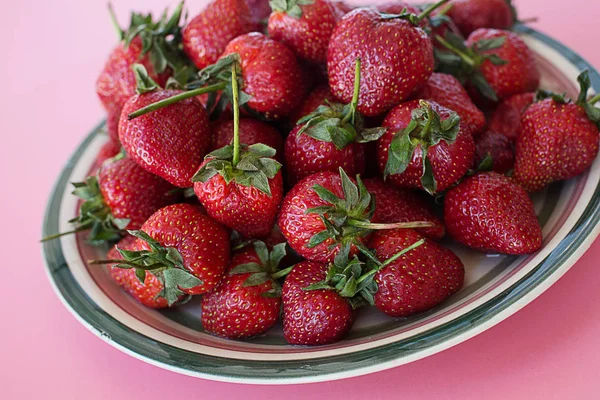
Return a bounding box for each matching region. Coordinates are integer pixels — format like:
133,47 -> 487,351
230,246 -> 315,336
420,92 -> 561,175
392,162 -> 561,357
417,0 -> 449,22
231,64 -> 241,167
107,3 -> 125,40
340,58 -> 361,126
380,0 -> 449,25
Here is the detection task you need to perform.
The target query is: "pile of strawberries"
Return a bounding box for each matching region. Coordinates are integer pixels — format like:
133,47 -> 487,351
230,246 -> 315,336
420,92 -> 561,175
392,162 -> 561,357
50,0 -> 600,346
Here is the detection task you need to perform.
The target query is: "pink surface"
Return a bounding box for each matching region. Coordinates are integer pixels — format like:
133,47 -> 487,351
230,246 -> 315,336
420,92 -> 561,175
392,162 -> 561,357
3,0 -> 600,398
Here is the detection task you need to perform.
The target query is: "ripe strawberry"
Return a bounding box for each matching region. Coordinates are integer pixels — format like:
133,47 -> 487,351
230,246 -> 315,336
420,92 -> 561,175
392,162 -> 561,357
363,178 -> 445,240
487,92 -> 535,142
513,72 -> 600,192
474,131 -> 514,174
90,140 -> 121,174
211,118 -> 284,163
446,0 -> 515,36
444,172 -> 542,254
369,229 -> 464,317
327,4 -> 441,116
268,0 -> 347,64
182,0 -> 259,70
289,85 -> 335,124
282,260 -> 354,345
412,73 -> 485,136
119,66 -> 212,187
436,29 -> 539,102
377,100 -> 475,194
202,241 -> 289,339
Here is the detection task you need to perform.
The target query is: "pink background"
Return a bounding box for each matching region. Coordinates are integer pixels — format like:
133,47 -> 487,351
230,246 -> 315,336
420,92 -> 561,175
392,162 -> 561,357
3,0 -> 600,398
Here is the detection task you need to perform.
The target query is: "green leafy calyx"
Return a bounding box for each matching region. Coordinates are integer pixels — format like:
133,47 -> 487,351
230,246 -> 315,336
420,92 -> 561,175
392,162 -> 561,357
379,0 -> 449,27
269,0 -> 313,18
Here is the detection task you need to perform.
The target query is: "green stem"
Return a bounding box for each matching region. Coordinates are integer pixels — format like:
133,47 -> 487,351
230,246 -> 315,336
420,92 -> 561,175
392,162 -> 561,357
128,82 -> 228,120
419,101 -> 435,140
87,259 -> 139,268
588,93 -> 600,105
108,3 -> 124,40
40,225 -> 90,242
231,64 -> 241,167
380,239 -> 426,268
347,220 -> 436,230
272,266 -> 293,281
436,2 -> 453,17
435,35 -> 476,68
341,58 -> 362,125
417,0 -> 449,22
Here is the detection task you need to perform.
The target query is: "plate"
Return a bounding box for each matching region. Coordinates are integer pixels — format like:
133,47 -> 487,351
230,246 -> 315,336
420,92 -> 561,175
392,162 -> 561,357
42,26 -> 600,384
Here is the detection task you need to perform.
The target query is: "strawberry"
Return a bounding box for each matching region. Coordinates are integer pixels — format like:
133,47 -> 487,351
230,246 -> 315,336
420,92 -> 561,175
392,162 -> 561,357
487,92 -> 535,142
202,241 -> 289,339
436,29 -> 540,102
363,178 -> 445,240
268,0 -> 347,64
412,72 -> 485,136
105,235 -> 170,308
211,118 -> 284,163
193,65 -> 284,238
513,71 -> 600,192
377,99 -> 475,194
90,140 -> 121,174
474,131 -> 514,174
446,0 -> 516,36
444,172 -> 542,254
369,229 -> 464,317
428,7 -> 462,49
182,0 -> 259,70
289,85 -> 335,124
327,3 -> 445,116
119,66 -> 212,187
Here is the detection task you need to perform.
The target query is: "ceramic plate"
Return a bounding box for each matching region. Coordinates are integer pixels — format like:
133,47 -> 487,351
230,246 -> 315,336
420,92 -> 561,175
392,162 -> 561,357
42,26 -> 600,384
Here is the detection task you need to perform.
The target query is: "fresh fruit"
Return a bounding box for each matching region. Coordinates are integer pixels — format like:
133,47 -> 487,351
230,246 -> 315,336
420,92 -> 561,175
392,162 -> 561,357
202,241 -> 289,339
436,29 -> 539,101
369,229 -> 464,317
90,140 -> 122,174
377,99 -> 475,194
446,0 -> 515,36
474,131 -> 514,174
444,172 -> 543,254
363,178 -> 445,240
289,85 -> 335,124
193,65 -> 284,238
119,66 -> 212,187
268,0 -> 347,64
211,118 -> 284,163
513,72 -> 600,192
182,0 -> 259,70
487,92 -> 535,142
412,72 -> 485,136
327,4 -> 439,116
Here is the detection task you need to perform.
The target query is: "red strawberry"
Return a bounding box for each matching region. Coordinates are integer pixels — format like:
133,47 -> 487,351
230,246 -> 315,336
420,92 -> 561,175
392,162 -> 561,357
377,100 -> 475,194
513,72 -> 600,192
289,85 -> 335,124
444,172 -> 542,254
221,33 -> 305,119
412,72 -> 485,136
363,178 -> 445,240
202,241 -> 288,339
474,130 -> 514,174
105,235 -> 170,308
447,0 -> 515,36
105,107 -> 122,143
369,229 -> 464,317
119,67 -> 212,188
487,92 -> 535,142
327,5 -> 439,116
211,118 -> 284,163
90,139 -> 121,174
182,0 -> 259,70
282,260 -> 354,345
268,0 -> 347,64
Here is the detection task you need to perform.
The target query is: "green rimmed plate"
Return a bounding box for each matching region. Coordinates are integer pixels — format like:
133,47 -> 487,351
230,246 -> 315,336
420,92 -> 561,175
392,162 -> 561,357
42,26 -> 600,385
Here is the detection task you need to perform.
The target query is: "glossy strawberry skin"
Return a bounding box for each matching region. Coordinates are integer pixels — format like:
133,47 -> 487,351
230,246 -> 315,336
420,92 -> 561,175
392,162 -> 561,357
363,178 -> 445,240
370,229 -> 464,317
474,131 -> 515,174
466,29 -> 540,100
201,247 -> 280,339
140,204 -> 231,294
221,33 -> 304,119
107,235 -> 169,308
289,85 -> 336,125
413,73 -> 485,136
211,119 -> 284,163
444,172 -> 543,254
447,0 -> 514,36
284,125 -> 366,186
182,0 -> 259,70
268,0 -> 346,64
98,157 -> 178,230
487,92 -> 535,142
119,90 -> 211,188
327,8 -> 434,116
377,100 -> 475,192
278,172 -> 366,263
282,261 -> 353,345
194,166 -> 284,239
513,99 -> 600,192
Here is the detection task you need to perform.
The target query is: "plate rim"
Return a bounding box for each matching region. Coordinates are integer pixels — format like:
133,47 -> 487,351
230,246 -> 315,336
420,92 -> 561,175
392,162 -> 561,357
42,26 -> 600,385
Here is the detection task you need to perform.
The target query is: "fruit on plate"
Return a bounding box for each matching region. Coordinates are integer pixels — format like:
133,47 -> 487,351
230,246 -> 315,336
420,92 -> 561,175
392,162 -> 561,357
486,92 -> 535,142
474,131 -> 515,174
446,0 -> 515,36
513,71 -> 600,192
444,172 -> 543,254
